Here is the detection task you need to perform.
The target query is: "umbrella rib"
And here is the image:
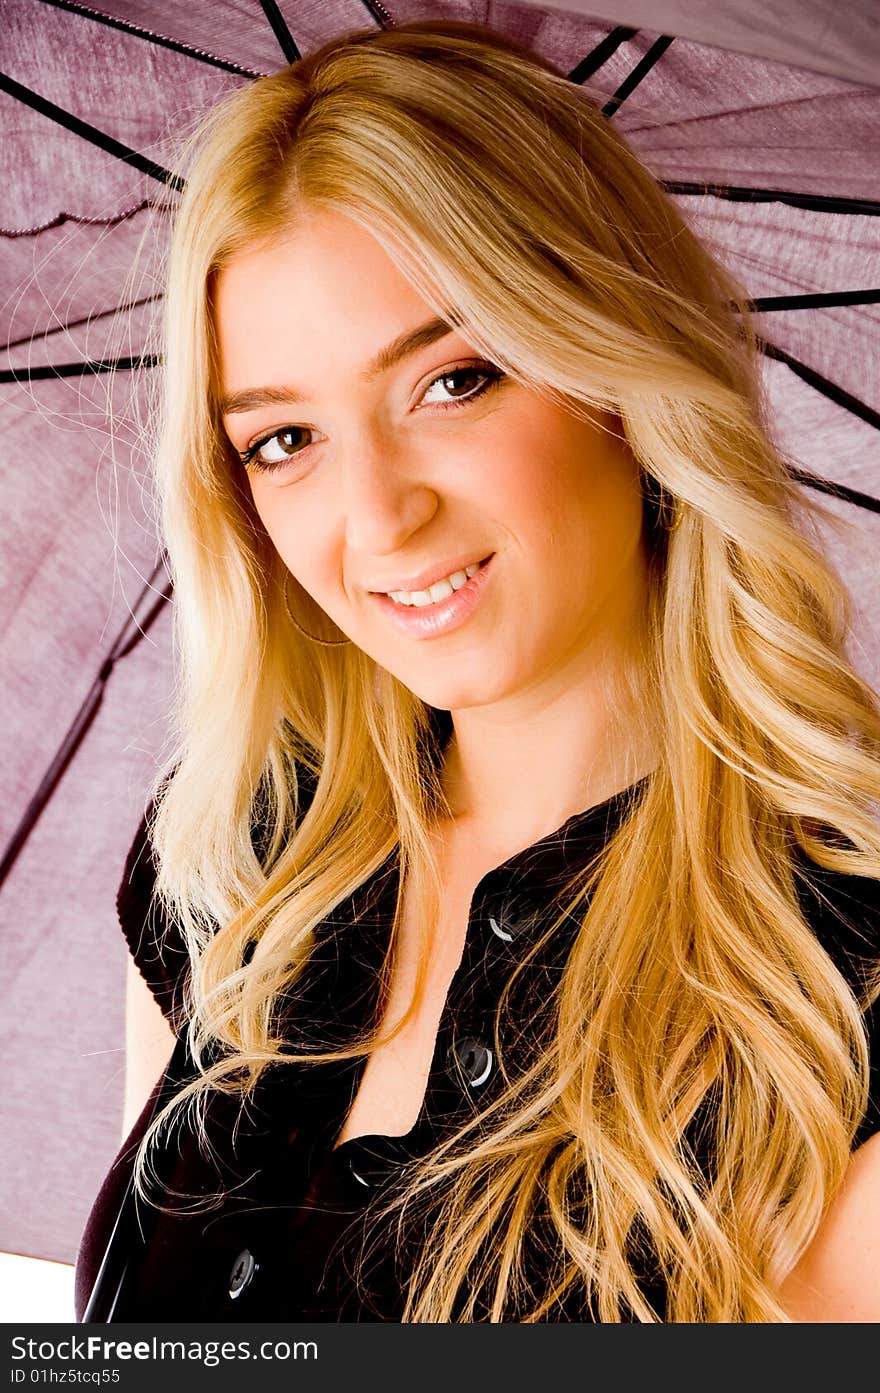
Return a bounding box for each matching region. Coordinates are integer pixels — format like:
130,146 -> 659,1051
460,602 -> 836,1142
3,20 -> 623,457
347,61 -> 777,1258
6,288 -> 872,350
5,357 -> 877,489
4,293 -> 164,352
0,558 -> 173,893
786,469 -> 880,517
568,27 -> 639,85
663,181 -> 880,217
0,354 -> 160,383
258,0 -> 301,65
757,337 -> 880,433
748,290 -> 880,311
602,35 -> 676,119
32,0 -> 263,78
0,68 -> 184,193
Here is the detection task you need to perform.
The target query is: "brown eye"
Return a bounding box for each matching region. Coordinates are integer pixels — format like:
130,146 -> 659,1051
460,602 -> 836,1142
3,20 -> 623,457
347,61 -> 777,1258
420,364 -> 504,408
239,362 -> 505,477
241,427 -> 314,474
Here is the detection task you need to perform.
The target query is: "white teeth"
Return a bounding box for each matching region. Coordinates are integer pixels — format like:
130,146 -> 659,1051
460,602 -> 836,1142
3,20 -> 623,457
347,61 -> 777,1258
428,576 -> 453,604
388,560 -> 483,607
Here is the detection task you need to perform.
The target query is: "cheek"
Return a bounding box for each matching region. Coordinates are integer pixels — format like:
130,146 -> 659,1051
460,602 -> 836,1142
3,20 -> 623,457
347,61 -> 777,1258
475,424 -> 592,536
474,411 -> 568,518
488,412 -> 642,568
250,486 -> 331,589
552,414 -> 643,534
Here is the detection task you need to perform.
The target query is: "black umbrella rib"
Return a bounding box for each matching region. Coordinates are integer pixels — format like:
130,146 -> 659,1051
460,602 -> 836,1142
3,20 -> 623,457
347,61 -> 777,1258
33,0 -> 262,77
568,27 -> 639,84
0,354 -> 159,384
3,293 -> 164,352
258,0 -> 301,64
748,290 -> 880,311
0,69 -> 184,193
559,40 -> 878,218
758,338 -> 880,434
602,35 -> 676,119
0,558 -> 173,893
787,469 -> 880,517
662,181 -> 880,217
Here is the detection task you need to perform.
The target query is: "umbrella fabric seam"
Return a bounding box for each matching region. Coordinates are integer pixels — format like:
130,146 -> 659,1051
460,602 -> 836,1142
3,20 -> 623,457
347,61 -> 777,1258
33,0 -> 264,78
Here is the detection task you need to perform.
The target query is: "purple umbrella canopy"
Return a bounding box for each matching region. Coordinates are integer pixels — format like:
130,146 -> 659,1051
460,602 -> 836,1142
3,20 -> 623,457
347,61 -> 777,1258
1,0 -> 878,1267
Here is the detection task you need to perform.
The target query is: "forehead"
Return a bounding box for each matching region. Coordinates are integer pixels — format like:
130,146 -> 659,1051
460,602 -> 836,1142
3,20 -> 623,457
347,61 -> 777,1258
214,208 -> 442,399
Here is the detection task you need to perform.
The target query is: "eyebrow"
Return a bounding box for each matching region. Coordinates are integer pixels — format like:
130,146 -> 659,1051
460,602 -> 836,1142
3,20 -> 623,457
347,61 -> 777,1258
220,314 -> 456,416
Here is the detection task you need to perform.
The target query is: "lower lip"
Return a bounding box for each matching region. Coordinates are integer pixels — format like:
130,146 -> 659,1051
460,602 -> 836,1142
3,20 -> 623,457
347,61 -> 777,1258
370,555 -> 495,640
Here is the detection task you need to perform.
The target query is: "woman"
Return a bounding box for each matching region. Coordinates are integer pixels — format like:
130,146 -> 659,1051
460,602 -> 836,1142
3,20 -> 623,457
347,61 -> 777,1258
75,19 -> 880,1322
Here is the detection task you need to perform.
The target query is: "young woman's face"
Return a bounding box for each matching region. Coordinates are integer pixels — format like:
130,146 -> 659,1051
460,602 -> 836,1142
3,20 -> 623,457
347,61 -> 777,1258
216,205 -> 649,712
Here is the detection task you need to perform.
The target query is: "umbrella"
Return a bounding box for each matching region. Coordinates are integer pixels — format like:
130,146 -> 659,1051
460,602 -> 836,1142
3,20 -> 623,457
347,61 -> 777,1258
1,0 -> 878,1290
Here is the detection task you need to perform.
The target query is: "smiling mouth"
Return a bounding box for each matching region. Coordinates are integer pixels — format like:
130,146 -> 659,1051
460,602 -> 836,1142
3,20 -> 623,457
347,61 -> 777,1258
369,552 -> 496,640
380,554 -> 493,606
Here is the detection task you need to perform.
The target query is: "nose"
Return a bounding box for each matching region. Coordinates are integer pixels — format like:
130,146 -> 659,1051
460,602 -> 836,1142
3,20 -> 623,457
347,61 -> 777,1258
339,427 -> 439,558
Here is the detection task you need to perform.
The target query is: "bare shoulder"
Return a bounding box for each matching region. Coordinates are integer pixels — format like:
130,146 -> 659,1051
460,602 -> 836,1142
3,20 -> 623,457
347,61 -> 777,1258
775,1130 -> 880,1322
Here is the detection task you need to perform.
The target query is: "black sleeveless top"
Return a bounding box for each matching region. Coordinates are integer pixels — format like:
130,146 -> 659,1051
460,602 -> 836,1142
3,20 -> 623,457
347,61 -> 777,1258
74,769 -> 880,1322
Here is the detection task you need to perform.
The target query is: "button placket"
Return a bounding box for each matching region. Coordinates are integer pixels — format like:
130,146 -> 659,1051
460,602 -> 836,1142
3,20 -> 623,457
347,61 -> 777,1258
433,881 -> 533,1103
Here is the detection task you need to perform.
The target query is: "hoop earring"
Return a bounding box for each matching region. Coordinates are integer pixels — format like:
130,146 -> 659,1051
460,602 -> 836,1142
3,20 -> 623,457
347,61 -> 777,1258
642,472 -> 683,534
282,576 -> 351,646
656,486 -> 683,533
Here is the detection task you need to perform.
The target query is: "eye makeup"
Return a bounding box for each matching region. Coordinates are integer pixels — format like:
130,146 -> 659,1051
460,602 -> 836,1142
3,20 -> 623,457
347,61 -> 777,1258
236,361 -> 506,475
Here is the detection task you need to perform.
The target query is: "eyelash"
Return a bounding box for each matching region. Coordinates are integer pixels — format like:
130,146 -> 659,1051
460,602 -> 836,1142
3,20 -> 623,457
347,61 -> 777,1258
237,361 -> 506,475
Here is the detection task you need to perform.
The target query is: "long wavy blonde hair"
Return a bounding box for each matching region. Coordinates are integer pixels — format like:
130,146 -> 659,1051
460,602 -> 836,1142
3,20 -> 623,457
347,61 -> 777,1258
122,19 -> 880,1321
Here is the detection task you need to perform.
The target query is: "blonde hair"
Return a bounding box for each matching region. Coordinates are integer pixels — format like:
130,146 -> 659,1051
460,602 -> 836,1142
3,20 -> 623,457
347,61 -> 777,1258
123,19 -> 880,1321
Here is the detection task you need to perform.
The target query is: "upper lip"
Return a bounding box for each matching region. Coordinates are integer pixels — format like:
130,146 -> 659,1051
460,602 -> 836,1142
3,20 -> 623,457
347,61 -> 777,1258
368,553 -> 492,595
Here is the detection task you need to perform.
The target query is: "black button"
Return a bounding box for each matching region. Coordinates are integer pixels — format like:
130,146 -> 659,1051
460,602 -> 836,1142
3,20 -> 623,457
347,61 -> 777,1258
340,1140 -> 403,1193
488,914 -> 519,943
488,914 -> 515,942
228,1248 -> 259,1299
348,1155 -> 373,1189
450,1036 -> 494,1088
484,896 -> 536,944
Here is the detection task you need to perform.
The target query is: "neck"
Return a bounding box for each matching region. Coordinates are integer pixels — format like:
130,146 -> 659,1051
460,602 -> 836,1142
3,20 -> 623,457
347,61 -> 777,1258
437,658 -> 657,849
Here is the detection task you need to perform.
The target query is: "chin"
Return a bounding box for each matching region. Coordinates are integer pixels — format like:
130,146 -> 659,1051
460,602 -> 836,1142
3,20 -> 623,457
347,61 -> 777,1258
397,668 -> 509,713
